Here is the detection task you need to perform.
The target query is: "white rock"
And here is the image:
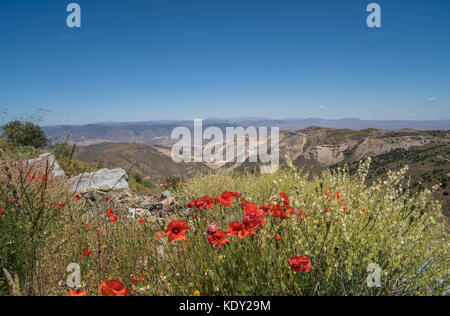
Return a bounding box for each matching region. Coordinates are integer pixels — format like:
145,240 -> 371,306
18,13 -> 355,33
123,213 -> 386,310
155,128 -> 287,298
72,168 -> 129,192
27,153 -> 65,177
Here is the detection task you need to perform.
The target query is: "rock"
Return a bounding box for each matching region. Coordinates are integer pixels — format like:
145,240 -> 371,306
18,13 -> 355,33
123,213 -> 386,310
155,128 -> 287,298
149,202 -> 164,209
72,168 -> 129,192
140,199 -> 159,208
98,185 -> 111,192
27,153 -> 65,177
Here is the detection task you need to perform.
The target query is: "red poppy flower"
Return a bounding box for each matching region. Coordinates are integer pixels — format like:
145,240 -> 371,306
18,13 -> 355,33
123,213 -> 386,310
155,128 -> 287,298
131,274 -> 145,285
194,199 -> 208,211
208,230 -> 230,249
0,208 -> 5,216
200,196 -> 214,210
104,208 -> 114,216
259,203 -> 271,214
80,248 -> 91,258
75,195 -> 81,201
104,197 -> 110,202
343,205 -> 349,213
286,206 -> 296,216
41,174 -> 48,181
164,220 -> 190,242
231,192 -> 241,198
98,279 -> 129,296
336,190 -> 341,201
243,211 -> 265,231
275,234 -> 282,241
187,201 -> 196,208
271,204 -> 286,219
109,216 -> 118,222
155,232 -> 163,238
242,200 -> 259,213
215,192 -> 234,207
160,181 -> 166,186
288,255 -> 312,273
67,290 -> 87,296
138,219 -> 145,225
226,221 -> 250,239
279,192 -> 290,206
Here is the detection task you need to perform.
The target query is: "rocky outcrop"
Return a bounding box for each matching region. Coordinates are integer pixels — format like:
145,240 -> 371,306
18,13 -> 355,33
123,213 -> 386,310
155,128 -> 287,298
72,168 -> 129,192
303,144 -> 354,166
27,153 -> 65,177
78,186 -> 178,219
352,136 -> 432,161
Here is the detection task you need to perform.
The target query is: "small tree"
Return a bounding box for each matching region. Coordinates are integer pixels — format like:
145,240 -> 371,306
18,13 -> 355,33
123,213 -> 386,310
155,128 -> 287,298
2,120 -> 49,149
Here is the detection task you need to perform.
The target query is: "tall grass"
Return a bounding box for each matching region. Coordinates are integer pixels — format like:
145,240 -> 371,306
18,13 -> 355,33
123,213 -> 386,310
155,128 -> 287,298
0,152 -> 448,296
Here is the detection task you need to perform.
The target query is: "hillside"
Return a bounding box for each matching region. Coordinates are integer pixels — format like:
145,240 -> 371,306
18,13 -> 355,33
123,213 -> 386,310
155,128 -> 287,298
332,143 -> 450,217
215,127 -> 449,170
73,142 -> 208,183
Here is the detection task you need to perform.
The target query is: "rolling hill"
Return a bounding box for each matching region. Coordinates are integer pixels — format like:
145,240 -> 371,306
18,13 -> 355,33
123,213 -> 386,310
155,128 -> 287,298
73,142 -> 208,183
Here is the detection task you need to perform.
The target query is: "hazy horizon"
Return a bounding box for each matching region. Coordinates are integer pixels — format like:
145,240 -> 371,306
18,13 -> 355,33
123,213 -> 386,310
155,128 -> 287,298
36,116 -> 450,128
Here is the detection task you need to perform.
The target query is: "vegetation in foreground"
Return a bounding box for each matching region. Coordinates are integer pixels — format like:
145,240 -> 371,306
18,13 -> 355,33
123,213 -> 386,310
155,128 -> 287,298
0,149 -> 448,296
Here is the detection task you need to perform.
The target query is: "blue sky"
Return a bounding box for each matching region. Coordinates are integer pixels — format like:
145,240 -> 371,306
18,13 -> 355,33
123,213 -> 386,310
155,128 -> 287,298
0,0 -> 449,125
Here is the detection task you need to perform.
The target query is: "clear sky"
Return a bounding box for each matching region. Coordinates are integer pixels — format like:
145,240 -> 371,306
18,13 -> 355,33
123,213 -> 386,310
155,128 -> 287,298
0,0 -> 449,125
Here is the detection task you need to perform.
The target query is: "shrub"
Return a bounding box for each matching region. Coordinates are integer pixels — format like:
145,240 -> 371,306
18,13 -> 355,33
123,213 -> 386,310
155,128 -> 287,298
128,172 -> 154,195
2,121 -> 48,149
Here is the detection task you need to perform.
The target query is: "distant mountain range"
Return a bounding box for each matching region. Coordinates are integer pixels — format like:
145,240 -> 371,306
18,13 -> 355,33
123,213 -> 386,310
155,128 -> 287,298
42,118 -> 450,146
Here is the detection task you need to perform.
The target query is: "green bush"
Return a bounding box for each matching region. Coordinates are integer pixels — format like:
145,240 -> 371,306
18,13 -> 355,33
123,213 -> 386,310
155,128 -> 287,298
2,121 -> 48,149
129,172 -> 154,195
